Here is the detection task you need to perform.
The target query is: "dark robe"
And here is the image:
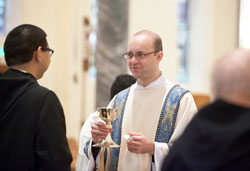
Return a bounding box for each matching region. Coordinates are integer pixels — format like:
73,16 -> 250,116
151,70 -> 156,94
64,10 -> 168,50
161,99 -> 250,171
0,68 -> 72,171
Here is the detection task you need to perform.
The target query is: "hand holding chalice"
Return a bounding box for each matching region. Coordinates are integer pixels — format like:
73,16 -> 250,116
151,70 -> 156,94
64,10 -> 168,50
92,107 -> 120,148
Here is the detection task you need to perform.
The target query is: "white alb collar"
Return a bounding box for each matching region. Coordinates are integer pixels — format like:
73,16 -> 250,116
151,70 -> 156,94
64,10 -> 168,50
135,73 -> 168,89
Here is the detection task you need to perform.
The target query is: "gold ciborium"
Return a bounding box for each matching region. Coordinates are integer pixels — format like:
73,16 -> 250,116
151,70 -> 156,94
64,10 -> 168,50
92,107 -> 120,148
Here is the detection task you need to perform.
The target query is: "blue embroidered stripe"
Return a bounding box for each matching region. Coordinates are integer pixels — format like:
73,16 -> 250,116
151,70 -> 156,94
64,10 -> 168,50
108,87 -> 130,171
84,140 -> 91,159
151,85 -> 188,171
155,84 -> 189,143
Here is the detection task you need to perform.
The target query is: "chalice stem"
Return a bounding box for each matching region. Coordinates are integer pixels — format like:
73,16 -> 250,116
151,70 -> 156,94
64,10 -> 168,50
101,133 -> 119,148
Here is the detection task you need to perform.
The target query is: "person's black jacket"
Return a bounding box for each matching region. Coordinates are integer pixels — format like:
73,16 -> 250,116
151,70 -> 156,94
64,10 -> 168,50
0,68 -> 72,171
162,100 -> 250,171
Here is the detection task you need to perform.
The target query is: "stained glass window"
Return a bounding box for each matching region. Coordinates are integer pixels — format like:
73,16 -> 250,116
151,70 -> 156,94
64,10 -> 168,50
177,0 -> 189,83
0,0 -> 5,35
88,0 -> 98,78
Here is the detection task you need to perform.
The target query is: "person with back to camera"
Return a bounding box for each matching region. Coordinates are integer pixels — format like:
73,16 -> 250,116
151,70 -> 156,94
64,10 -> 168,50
0,24 -> 72,171
161,49 -> 250,171
76,30 -> 197,171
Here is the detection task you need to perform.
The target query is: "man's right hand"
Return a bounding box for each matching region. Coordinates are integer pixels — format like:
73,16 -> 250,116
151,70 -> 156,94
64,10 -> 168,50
91,121 -> 110,144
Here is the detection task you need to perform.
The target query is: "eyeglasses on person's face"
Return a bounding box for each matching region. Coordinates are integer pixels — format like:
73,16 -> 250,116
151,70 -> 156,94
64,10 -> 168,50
41,47 -> 54,56
123,51 -> 158,60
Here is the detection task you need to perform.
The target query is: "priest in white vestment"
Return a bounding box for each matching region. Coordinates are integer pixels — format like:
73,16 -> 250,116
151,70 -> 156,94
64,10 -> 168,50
76,30 -> 197,171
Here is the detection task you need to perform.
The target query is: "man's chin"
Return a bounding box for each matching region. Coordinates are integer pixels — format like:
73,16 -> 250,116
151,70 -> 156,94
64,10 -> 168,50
131,73 -> 140,79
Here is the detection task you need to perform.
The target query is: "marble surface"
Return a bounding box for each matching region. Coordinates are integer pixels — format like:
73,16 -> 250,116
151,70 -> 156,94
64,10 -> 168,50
95,0 -> 129,107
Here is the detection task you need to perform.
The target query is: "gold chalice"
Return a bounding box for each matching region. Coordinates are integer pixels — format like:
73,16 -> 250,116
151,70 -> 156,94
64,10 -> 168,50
92,107 -> 120,148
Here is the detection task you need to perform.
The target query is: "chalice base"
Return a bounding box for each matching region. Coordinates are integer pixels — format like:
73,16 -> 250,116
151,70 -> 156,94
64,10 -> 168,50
92,133 -> 119,148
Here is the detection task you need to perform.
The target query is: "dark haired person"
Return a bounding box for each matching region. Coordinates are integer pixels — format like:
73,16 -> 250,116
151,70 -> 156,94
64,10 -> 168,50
77,30 -> 197,171
161,49 -> 250,171
110,74 -> 136,100
0,24 -> 72,170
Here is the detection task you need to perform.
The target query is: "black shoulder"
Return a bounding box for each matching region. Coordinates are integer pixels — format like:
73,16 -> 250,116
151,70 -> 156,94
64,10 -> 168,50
26,85 -> 59,102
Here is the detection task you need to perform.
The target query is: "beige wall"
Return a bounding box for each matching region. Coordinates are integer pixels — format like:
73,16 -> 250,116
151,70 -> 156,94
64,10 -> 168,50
4,0 -> 239,142
129,0 -> 179,83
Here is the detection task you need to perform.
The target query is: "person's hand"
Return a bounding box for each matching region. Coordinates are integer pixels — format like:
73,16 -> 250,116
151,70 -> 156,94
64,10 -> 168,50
126,132 -> 155,155
91,121 -> 111,144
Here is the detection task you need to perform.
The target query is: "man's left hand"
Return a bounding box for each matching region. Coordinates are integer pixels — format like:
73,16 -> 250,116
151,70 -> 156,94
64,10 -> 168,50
126,132 -> 155,155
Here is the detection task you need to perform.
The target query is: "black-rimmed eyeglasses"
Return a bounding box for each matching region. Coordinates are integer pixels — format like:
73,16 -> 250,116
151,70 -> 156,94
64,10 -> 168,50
41,47 -> 54,56
123,51 -> 158,60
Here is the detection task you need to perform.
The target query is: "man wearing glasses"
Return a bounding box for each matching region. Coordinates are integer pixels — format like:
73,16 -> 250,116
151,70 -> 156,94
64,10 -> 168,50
76,30 -> 197,171
0,24 -> 72,170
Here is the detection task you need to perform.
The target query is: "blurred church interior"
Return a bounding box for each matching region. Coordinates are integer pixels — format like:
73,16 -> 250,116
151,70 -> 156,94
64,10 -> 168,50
0,0 -> 249,169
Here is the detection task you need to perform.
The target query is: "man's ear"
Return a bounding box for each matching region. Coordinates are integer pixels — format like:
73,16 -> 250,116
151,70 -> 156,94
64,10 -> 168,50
34,46 -> 43,62
157,51 -> 163,62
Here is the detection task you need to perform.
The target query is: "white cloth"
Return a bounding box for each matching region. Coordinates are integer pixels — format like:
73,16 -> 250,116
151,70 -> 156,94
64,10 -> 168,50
76,75 -> 197,171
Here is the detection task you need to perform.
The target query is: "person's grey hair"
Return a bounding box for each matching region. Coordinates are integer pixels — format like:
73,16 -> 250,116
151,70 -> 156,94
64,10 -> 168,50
212,49 -> 250,101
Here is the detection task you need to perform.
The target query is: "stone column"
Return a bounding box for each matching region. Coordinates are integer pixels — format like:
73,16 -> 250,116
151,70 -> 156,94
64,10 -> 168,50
95,0 -> 129,107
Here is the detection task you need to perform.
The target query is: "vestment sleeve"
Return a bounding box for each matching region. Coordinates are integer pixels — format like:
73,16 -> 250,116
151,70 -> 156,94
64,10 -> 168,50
75,98 -> 116,171
170,92 -> 197,142
35,91 -> 72,171
75,111 -> 101,171
153,92 -> 197,171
